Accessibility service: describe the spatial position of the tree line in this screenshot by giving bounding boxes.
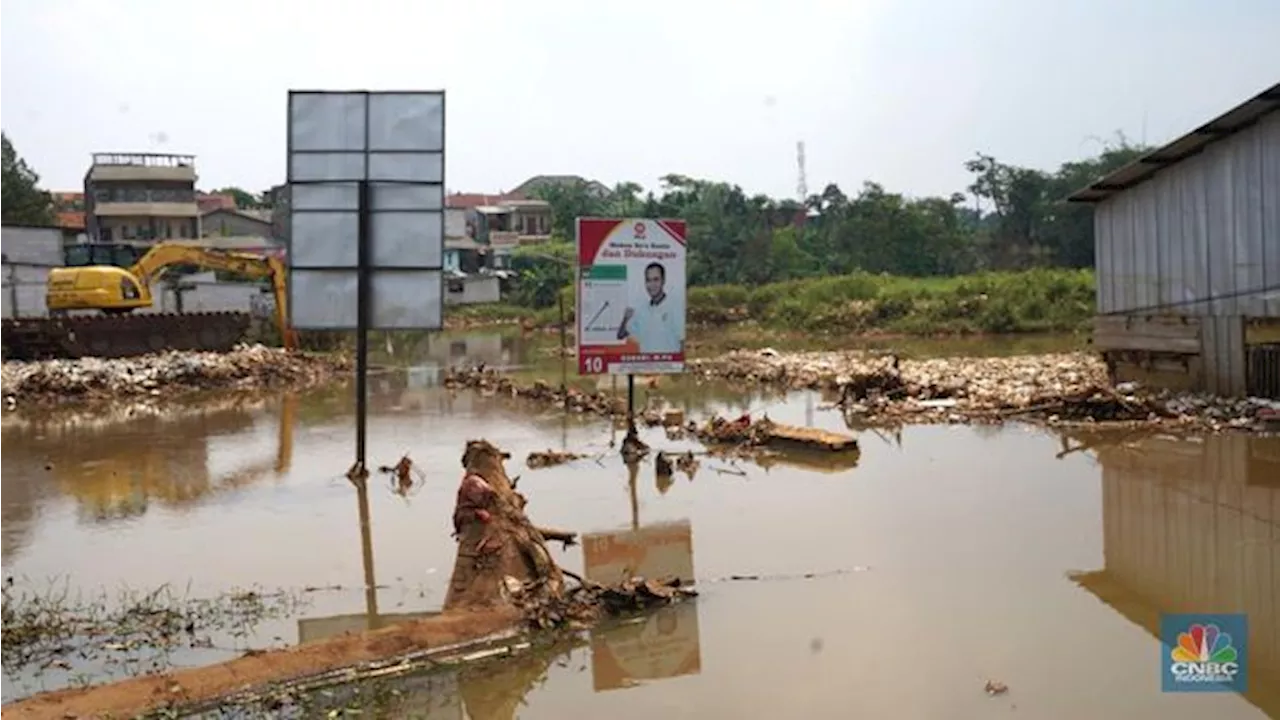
[508,137,1145,306]
[2,130,1142,292]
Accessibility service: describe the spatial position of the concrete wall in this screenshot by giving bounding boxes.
[201,211,272,239]
[444,276,500,305]
[445,208,467,239]
[2,226,63,319]
[2,226,64,265]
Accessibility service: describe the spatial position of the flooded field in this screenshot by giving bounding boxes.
[2,330,1277,719]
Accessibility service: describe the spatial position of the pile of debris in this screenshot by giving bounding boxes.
[525,449,583,468]
[444,366,626,417]
[690,349,1278,431]
[2,345,349,408]
[516,575,697,631]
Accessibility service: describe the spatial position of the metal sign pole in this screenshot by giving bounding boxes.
[355,179,371,479]
[626,373,636,439]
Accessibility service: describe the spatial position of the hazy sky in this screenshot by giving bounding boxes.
[2,0,1277,200]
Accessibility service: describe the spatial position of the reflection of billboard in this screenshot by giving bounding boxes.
[296,611,440,645]
[590,602,701,692]
[582,520,694,586]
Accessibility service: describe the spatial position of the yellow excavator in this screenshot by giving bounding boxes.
[3,242,298,360]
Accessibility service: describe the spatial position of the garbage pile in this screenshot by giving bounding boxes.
[526,449,583,468]
[443,366,626,417]
[689,349,1278,431]
[515,575,697,631]
[2,344,350,408]
[695,413,778,446]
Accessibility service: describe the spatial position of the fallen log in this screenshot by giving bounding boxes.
[696,414,860,454]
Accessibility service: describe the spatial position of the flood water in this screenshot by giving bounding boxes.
[2,330,1277,719]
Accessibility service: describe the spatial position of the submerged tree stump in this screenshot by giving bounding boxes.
[444,440,566,611]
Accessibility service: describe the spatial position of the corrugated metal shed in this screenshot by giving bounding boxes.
[1071,82,1280,398]
[1069,83,1280,203]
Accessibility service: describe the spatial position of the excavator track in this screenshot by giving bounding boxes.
[1,311,252,361]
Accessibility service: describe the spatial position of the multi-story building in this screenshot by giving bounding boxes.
[83,152,201,243]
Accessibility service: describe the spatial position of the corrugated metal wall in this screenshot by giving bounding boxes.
[1093,110,1280,395]
[1097,435,1279,712]
[1095,110,1280,318]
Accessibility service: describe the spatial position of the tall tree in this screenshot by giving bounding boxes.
[1,133,55,226]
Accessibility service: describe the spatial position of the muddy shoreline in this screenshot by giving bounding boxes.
[1,345,350,411]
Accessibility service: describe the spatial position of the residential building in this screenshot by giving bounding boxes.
[1068,82,1280,398]
[201,207,273,238]
[508,174,610,200]
[83,152,201,243]
[52,192,88,242]
[267,184,290,241]
[197,193,237,214]
[474,199,553,269]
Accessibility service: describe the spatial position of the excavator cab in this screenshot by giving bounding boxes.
[47,266,152,313]
[63,243,147,269]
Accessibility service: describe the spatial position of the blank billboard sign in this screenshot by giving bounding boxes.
[286,90,445,330]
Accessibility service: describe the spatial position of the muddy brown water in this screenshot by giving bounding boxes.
[2,330,1277,719]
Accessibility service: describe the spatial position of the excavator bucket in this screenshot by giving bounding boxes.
[1,311,251,361]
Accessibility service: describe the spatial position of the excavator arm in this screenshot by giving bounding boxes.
[130,243,297,350]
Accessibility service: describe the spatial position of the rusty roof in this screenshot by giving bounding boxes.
[1068,82,1280,203]
[446,192,512,209]
[55,211,86,231]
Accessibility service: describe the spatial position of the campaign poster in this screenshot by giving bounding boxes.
[576,218,687,375]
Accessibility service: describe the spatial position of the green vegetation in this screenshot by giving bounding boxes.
[448,267,1096,336]
[688,267,1096,335]
[494,138,1140,333]
[1,132,55,226]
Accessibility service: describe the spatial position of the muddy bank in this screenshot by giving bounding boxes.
[1,345,350,410]
[690,349,1278,432]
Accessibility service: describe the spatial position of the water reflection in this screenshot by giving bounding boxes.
[581,466,703,692]
[0,394,296,561]
[590,603,701,692]
[1069,431,1280,718]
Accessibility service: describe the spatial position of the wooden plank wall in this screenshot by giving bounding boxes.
[1092,314,1249,395]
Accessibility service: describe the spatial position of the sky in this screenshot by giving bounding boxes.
[2,0,1278,201]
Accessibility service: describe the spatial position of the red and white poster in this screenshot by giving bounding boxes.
[576,218,687,375]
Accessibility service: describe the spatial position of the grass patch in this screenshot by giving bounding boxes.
[689,268,1096,335]
[2,579,309,690]
[440,269,1096,336]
